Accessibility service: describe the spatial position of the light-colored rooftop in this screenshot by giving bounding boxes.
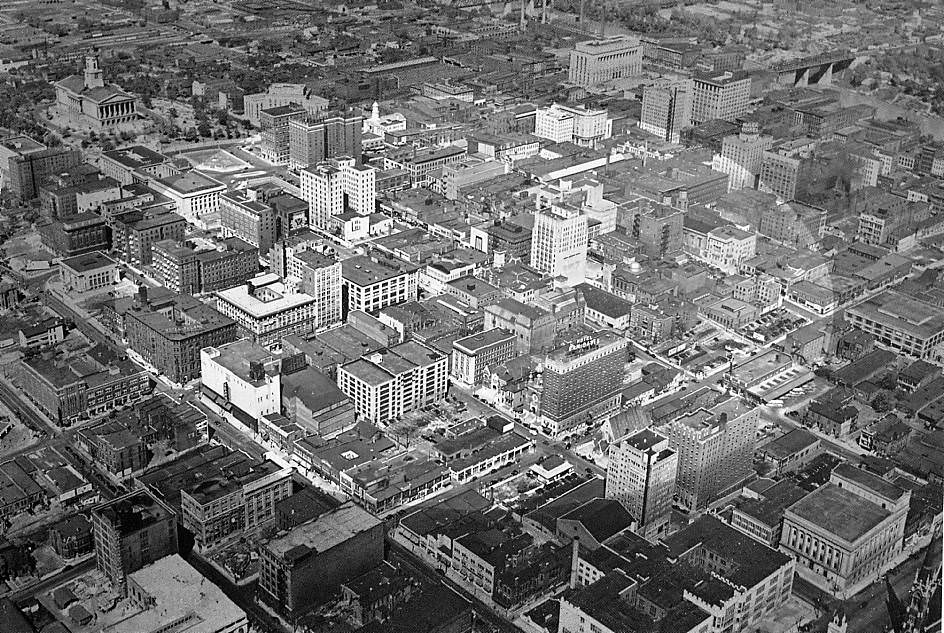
[105,554,246,633]
[216,277,316,318]
[266,502,380,560]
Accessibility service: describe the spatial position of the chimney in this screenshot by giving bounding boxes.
[137,285,148,305]
[569,536,580,589]
[249,361,265,381]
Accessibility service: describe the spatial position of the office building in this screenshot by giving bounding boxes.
[337,340,448,424]
[691,70,751,125]
[661,396,758,510]
[258,501,384,617]
[534,104,611,146]
[148,172,227,230]
[451,328,517,387]
[39,212,111,257]
[215,273,320,349]
[781,464,910,597]
[568,35,642,87]
[300,157,376,227]
[639,79,693,143]
[539,332,627,437]
[220,187,308,255]
[121,288,239,384]
[152,237,258,295]
[606,427,678,538]
[91,489,178,591]
[111,555,248,633]
[289,113,363,170]
[531,204,588,286]
[683,221,757,275]
[0,135,81,200]
[712,122,774,190]
[341,253,419,316]
[845,290,944,361]
[260,104,306,165]
[284,249,342,328]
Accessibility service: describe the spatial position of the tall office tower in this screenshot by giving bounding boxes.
[568,35,642,87]
[661,396,758,510]
[639,80,693,143]
[712,122,774,190]
[288,113,363,170]
[259,104,306,165]
[531,204,588,285]
[300,158,376,228]
[91,490,178,592]
[691,70,751,125]
[538,331,627,438]
[606,427,678,538]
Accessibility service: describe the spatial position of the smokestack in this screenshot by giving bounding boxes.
[569,536,580,589]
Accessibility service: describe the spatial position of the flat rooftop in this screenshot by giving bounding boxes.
[787,484,889,543]
[342,254,414,286]
[760,428,819,460]
[155,171,225,195]
[216,278,316,318]
[60,250,116,273]
[110,554,245,633]
[266,502,380,561]
[453,328,515,355]
[848,290,944,340]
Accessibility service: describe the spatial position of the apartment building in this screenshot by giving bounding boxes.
[336,340,448,424]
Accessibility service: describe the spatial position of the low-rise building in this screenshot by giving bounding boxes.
[341,253,419,316]
[148,171,226,230]
[59,250,118,293]
[780,463,910,597]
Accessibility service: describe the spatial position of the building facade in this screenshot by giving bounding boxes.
[639,79,693,143]
[451,328,517,387]
[691,71,751,125]
[215,273,319,349]
[531,204,588,286]
[568,35,642,87]
[606,427,678,538]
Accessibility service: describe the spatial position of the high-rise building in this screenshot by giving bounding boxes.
[91,489,178,591]
[691,70,751,125]
[287,249,342,328]
[451,328,517,387]
[568,35,642,87]
[712,122,774,190]
[243,83,328,128]
[639,80,693,143]
[260,104,306,165]
[289,113,363,170]
[661,396,757,510]
[300,157,376,228]
[539,331,627,437]
[531,204,588,286]
[606,427,678,538]
[340,253,418,316]
[215,273,321,348]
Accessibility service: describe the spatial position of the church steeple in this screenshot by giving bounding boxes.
[84,55,104,90]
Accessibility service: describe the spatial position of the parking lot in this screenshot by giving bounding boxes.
[741,308,809,344]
